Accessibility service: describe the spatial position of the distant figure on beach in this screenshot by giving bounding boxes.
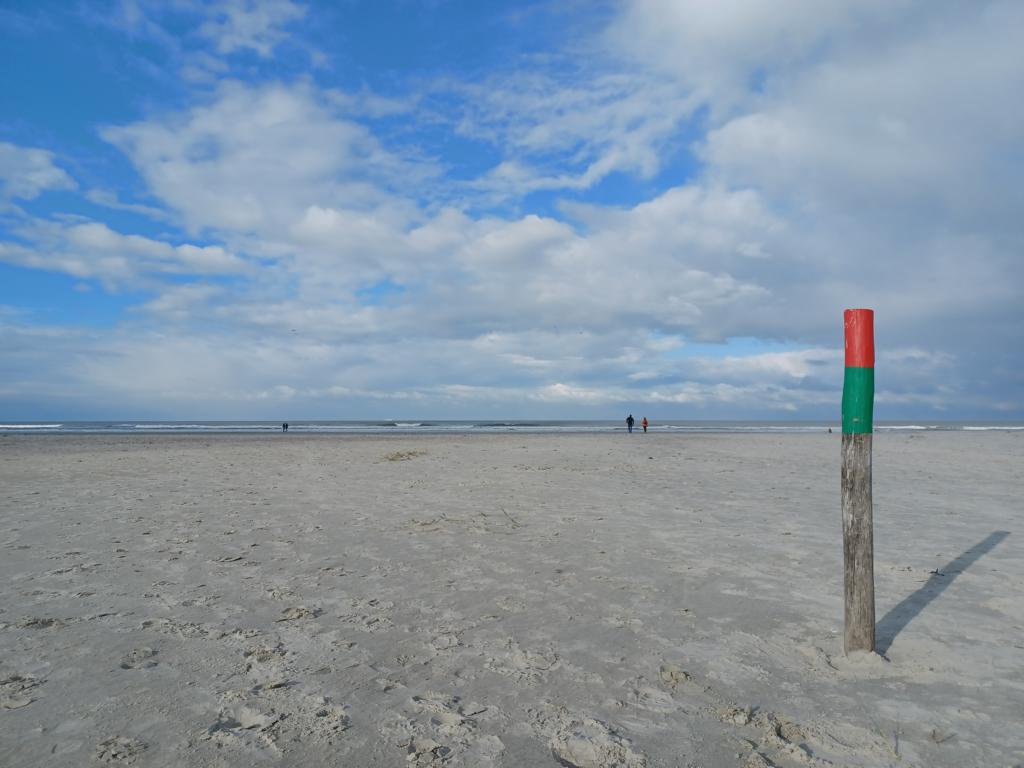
[626,414,635,433]
[642,417,648,433]
[282,423,289,432]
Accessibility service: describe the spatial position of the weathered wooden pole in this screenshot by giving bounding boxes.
[842,308,875,654]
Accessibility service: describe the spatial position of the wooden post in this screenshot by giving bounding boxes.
[842,308,875,653]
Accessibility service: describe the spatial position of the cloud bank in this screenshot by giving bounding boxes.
[1,0,1021,419]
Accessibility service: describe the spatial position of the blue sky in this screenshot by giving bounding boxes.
[1,0,1022,420]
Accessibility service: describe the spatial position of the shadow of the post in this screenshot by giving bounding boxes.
[876,530,1010,654]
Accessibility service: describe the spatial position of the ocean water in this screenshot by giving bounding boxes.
[1,420,1021,435]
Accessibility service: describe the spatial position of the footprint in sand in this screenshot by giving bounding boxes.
[265,584,298,601]
[412,693,481,740]
[625,682,677,714]
[754,713,829,766]
[717,705,753,726]
[1,674,44,709]
[94,736,148,765]
[244,642,287,665]
[210,690,352,753]
[486,638,559,683]
[203,704,281,754]
[120,647,158,670]
[380,692,504,767]
[140,617,213,639]
[430,632,461,651]
[307,700,351,738]
[496,595,527,613]
[242,643,289,688]
[400,736,451,767]
[276,695,351,745]
[658,663,691,690]
[548,717,647,768]
[339,598,394,632]
[743,752,776,768]
[526,705,647,768]
[276,606,321,622]
[180,592,220,608]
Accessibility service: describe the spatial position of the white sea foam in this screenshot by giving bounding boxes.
[127,423,277,430]
[0,424,63,429]
[963,425,1024,431]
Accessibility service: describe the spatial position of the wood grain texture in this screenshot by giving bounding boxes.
[842,431,875,653]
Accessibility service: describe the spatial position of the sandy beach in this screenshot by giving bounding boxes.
[1,432,1021,767]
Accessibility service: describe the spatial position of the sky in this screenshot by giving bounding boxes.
[1,0,1022,421]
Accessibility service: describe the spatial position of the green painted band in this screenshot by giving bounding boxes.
[842,366,874,433]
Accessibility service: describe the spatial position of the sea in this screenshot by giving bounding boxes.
[1,420,1021,435]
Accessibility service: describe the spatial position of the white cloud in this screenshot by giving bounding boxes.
[6,3,1018,418]
[0,142,76,202]
[695,349,840,381]
[0,307,979,418]
[0,218,248,286]
[102,81,435,237]
[452,69,698,197]
[608,0,884,114]
[532,383,608,404]
[198,0,306,57]
[84,189,171,221]
[701,1,1024,226]
[139,283,224,319]
[596,0,1024,358]
[109,0,319,83]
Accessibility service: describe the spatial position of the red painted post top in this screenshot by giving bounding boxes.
[844,309,875,368]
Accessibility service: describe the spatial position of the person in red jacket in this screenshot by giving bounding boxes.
[641,417,648,433]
